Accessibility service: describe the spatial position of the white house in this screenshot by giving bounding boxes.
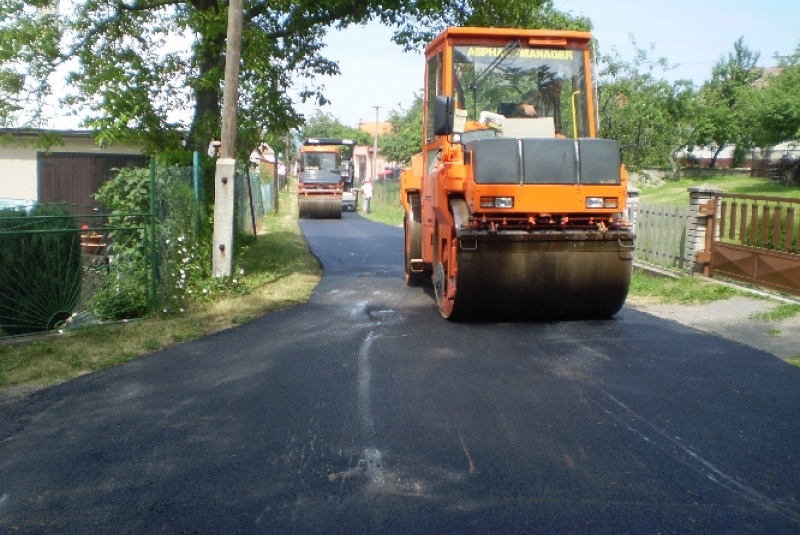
[0,129,145,209]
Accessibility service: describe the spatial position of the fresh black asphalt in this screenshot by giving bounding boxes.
[1,212,799,534]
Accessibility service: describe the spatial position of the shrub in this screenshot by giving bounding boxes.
[0,205,82,334]
[89,167,152,320]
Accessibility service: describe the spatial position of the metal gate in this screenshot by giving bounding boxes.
[707,193,800,296]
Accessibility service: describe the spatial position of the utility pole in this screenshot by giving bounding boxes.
[212,0,243,277]
[372,106,380,181]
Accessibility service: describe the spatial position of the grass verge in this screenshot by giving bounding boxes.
[0,181,321,390]
[627,270,749,306]
[637,174,800,205]
[751,303,800,321]
[361,181,404,227]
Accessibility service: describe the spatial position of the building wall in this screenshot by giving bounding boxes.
[0,132,143,206]
[352,145,390,182]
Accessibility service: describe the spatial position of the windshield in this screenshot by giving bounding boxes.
[303,152,338,171]
[453,44,591,138]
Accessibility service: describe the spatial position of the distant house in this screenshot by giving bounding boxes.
[753,67,782,89]
[356,120,393,137]
[0,129,146,210]
[250,143,286,179]
[354,120,393,181]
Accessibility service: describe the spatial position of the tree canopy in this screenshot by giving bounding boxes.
[750,44,800,148]
[597,35,800,173]
[299,110,371,145]
[0,0,589,156]
[378,94,422,166]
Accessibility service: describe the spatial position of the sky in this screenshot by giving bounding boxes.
[294,0,800,128]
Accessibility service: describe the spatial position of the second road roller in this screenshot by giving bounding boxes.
[400,27,636,319]
[297,138,355,219]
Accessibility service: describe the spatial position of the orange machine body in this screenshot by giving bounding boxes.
[401,27,635,319]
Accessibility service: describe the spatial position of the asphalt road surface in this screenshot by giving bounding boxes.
[1,213,800,534]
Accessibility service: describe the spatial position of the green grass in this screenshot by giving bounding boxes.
[627,270,749,305]
[752,303,800,321]
[638,174,800,205]
[0,182,321,389]
[362,180,404,227]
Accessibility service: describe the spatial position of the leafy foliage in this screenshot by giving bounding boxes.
[597,37,693,171]
[750,44,800,148]
[379,94,423,165]
[90,164,245,320]
[0,0,591,155]
[299,110,372,145]
[390,0,591,52]
[692,37,761,166]
[90,167,152,320]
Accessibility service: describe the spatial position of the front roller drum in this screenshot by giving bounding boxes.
[440,236,633,320]
[298,196,342,219]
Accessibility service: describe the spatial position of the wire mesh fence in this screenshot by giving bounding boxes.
[372,179,401,204]
[0,197,153,337]
[0,157,276,340]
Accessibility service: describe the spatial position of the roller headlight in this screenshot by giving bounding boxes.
[480,197,514,208]
[586,197,618,209]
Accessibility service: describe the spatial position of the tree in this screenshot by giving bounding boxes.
[391,0,591,51]
[0,0,590,156]
[693,37,761,167]
[749,43,800,148]
[299,110,371,146]
[379,94,422,166]
[597,37,693,172]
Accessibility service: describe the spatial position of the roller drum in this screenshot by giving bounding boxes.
[298,197,342,219]
[448,232,633,320]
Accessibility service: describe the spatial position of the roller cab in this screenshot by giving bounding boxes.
[402,27,635,319]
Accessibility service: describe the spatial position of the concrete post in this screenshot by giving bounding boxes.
[212,158,236,277]
[626,185,640,234]
[686,184,724,275]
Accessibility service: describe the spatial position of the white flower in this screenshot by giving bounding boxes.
[239,268,245,275]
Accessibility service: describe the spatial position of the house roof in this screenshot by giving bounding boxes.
[0,128,98,139]
[753,67,782,89]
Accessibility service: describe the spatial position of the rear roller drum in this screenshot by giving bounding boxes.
[404,193,429,286]
[298,198,342,219]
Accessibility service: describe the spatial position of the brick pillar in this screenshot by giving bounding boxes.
[686,185,724,275]
[626,185,640,233]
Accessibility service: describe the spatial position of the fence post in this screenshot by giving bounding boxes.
[149,157,159,313]
[193,151,202,236]
[686,184,724,275]
[627,185,640,234]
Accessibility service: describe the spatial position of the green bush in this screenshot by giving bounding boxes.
[0,205,82,334]
[89,167,152,320]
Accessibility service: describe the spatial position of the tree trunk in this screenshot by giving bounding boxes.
[710,145,725,169]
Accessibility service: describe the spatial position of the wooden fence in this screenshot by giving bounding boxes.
[634,203,689,270]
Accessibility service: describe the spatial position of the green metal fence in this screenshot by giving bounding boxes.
[0,174,156,337]
[0,155,278,340]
